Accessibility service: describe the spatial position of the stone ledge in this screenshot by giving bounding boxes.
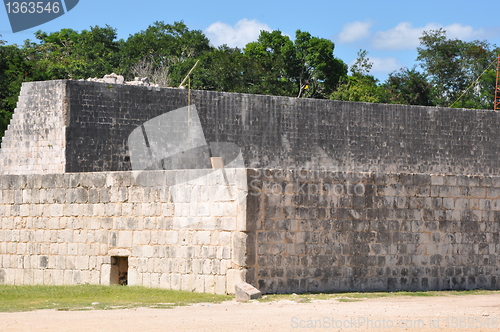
[235,282,261,302]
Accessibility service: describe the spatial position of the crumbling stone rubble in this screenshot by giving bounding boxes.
[82,73,160,87]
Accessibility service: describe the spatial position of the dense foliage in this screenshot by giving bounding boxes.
[0,23,499,138]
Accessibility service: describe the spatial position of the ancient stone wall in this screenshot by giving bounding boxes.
[0,168,248,294]
[63,80,500,175]
[5,80,500,175]
[0,81,67,174]
[2,79,500,295]
[246,169,500,294]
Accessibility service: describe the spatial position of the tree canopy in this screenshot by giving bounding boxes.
[330,49,385,103]
[383,67,434,106]
[0,22,499,138]
[194,30,347,98]
[416,29,499,108]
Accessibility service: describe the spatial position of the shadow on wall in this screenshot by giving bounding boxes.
[128,104,245,186]
[127,104,249,235]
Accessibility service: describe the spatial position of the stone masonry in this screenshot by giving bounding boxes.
[0,80,67,174]
[246,169,500,293]
[0,168,248,294]
[4,80,500,176]
[1,79,500,294]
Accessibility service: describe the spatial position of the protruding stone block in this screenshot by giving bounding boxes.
[231,232,247,266]
[235,282,261,302]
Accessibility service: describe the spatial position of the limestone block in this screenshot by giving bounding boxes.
[117,231,133,248]
[223,203,237,216]
[20,204,30,217]
[53,255,64,271]
[209,202,224,217]
[98,262,111,286]
[235,283,261,302]
[202,260,212,275]
[226,269,246,294]
[17,243,27,255]
[195,275,205,292]
[14,268,24,285]
[150,231,160,245]
[68,243,78,255]
[89,270,100,285]
[164,231,179,245]
[205,275,215,293]
[73,230,86,243]
[196,231,211,245]
[159,273,170,288]
[34,269,44,284]
[171,273,181,290]
[231,232,248,267]
[22,269,33,284]
[108,248,131,257]
[141,245,154,258]
[197,202,211,217]
[147,258,156,273]
[222,247,231,259]
[181,274,195,291]
[214,275,226,294]
[88,255,97,270]
[222,217,237,231]
[151,273,160,288]
[430,175,445,186]
[48,256,57,269]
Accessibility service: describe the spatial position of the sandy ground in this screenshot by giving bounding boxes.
[0,294,499,332]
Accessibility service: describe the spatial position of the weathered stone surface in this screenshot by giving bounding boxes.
[6,80,500,175]
[0,80,67,175]
[0,170,247,294]
[235,282,261,302]
[248,170,500,294]
[2,79,500,296]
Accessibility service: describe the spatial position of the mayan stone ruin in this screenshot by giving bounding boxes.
[1,79,500,294]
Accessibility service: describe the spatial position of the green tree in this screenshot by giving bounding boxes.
[331,50,385,103]
[0,44,29,136]
[194,45,259,93]
[0,26,122,137]
[243,30,297,96]
[244,30,347,98]
[119,21,211,85]
[350,49,372,76]
[330,75,385,103]
[23,25,121,80]
[291,30,347,98]
[417,29,499,108]
[383,67,434,106]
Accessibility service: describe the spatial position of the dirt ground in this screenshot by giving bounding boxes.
[0,294,499,332]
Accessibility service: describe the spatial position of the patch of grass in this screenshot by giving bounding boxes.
[258,290,500,304]
[0,285,232,312]
[337,298,362,302]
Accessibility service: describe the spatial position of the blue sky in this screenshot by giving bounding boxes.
[1,0,500,81]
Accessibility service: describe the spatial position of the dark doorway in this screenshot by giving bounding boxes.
[110,256,128,285]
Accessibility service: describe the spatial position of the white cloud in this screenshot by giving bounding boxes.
[370,57,403,74]
[372,22,485,50]
[337,21,373,43]
[347,56,402,77]
[205,19,272,48]
[445,23,483,40]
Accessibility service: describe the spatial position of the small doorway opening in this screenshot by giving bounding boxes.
[110,256,128,285]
